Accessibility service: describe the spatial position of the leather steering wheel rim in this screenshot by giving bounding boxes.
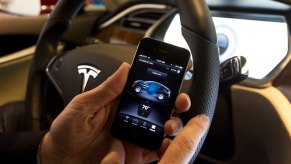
[25,0,219,162]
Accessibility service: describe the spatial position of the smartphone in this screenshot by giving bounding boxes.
[111,38,190,150]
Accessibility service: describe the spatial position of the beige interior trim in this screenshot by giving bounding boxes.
[0,46,37,105]
[0,15,47,35]
[0,46,35,64]
[0,55,32,106]
[233,85,291,133]
[230,85,291,164]
[99,4,167,29]
[198,85,291,164]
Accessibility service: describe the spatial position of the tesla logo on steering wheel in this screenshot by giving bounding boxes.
[78,65,101,92]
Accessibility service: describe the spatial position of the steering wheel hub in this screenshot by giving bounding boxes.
[46,44,135,104]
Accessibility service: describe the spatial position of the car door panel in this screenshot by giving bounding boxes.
[0,47,34,106]
[231,85,291,164]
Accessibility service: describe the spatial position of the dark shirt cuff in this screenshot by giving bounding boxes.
[0,131,47,164]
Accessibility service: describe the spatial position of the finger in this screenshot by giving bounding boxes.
[86,62,130,107]
[164,117,183,136]
[187,60,193,71]
[174,93,191,113]
[159,114,209,164]
[100,139,125,164]
[157,138,171,159]
[123,142,159,163]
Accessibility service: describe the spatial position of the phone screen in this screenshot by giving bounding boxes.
[111,38,190,150]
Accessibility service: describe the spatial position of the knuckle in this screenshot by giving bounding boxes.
[188,117,209,133]
[175,133,198,152]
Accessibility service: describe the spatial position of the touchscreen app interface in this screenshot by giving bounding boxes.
[117,54,185,134]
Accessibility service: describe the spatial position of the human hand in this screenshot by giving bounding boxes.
[99,60,209,164]
[100,91,195,164]
[40,62,208,164]
[158,114,209,163]
[101,114,209,164]
[40,62,131,163]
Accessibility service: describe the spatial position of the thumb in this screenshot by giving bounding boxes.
[159,114,209,164]
[85,62,130,106]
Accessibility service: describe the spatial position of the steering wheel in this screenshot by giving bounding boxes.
[25,0,219,162]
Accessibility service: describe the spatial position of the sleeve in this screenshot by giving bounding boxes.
[0,131,47,164]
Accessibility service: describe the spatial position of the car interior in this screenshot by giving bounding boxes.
[0,0,291,163]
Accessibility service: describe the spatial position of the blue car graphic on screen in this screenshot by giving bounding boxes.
[131,80,171,103]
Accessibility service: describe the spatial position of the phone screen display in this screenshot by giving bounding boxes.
[111,38,190,150]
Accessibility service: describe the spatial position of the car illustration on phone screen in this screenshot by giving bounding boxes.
[131,80,171,103]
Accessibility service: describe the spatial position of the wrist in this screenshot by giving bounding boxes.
[39,132,66,164]
[39,132,83,164]
[39,132,55,164]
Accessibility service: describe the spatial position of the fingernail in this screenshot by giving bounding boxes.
[197,114,210,126]
[170,122,178,134]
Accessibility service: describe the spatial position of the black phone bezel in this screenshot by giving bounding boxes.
[111,38,190,151]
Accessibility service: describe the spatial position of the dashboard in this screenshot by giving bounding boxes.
[93,2,291,162]
[94,1,291,88]
[163,13,289,80]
